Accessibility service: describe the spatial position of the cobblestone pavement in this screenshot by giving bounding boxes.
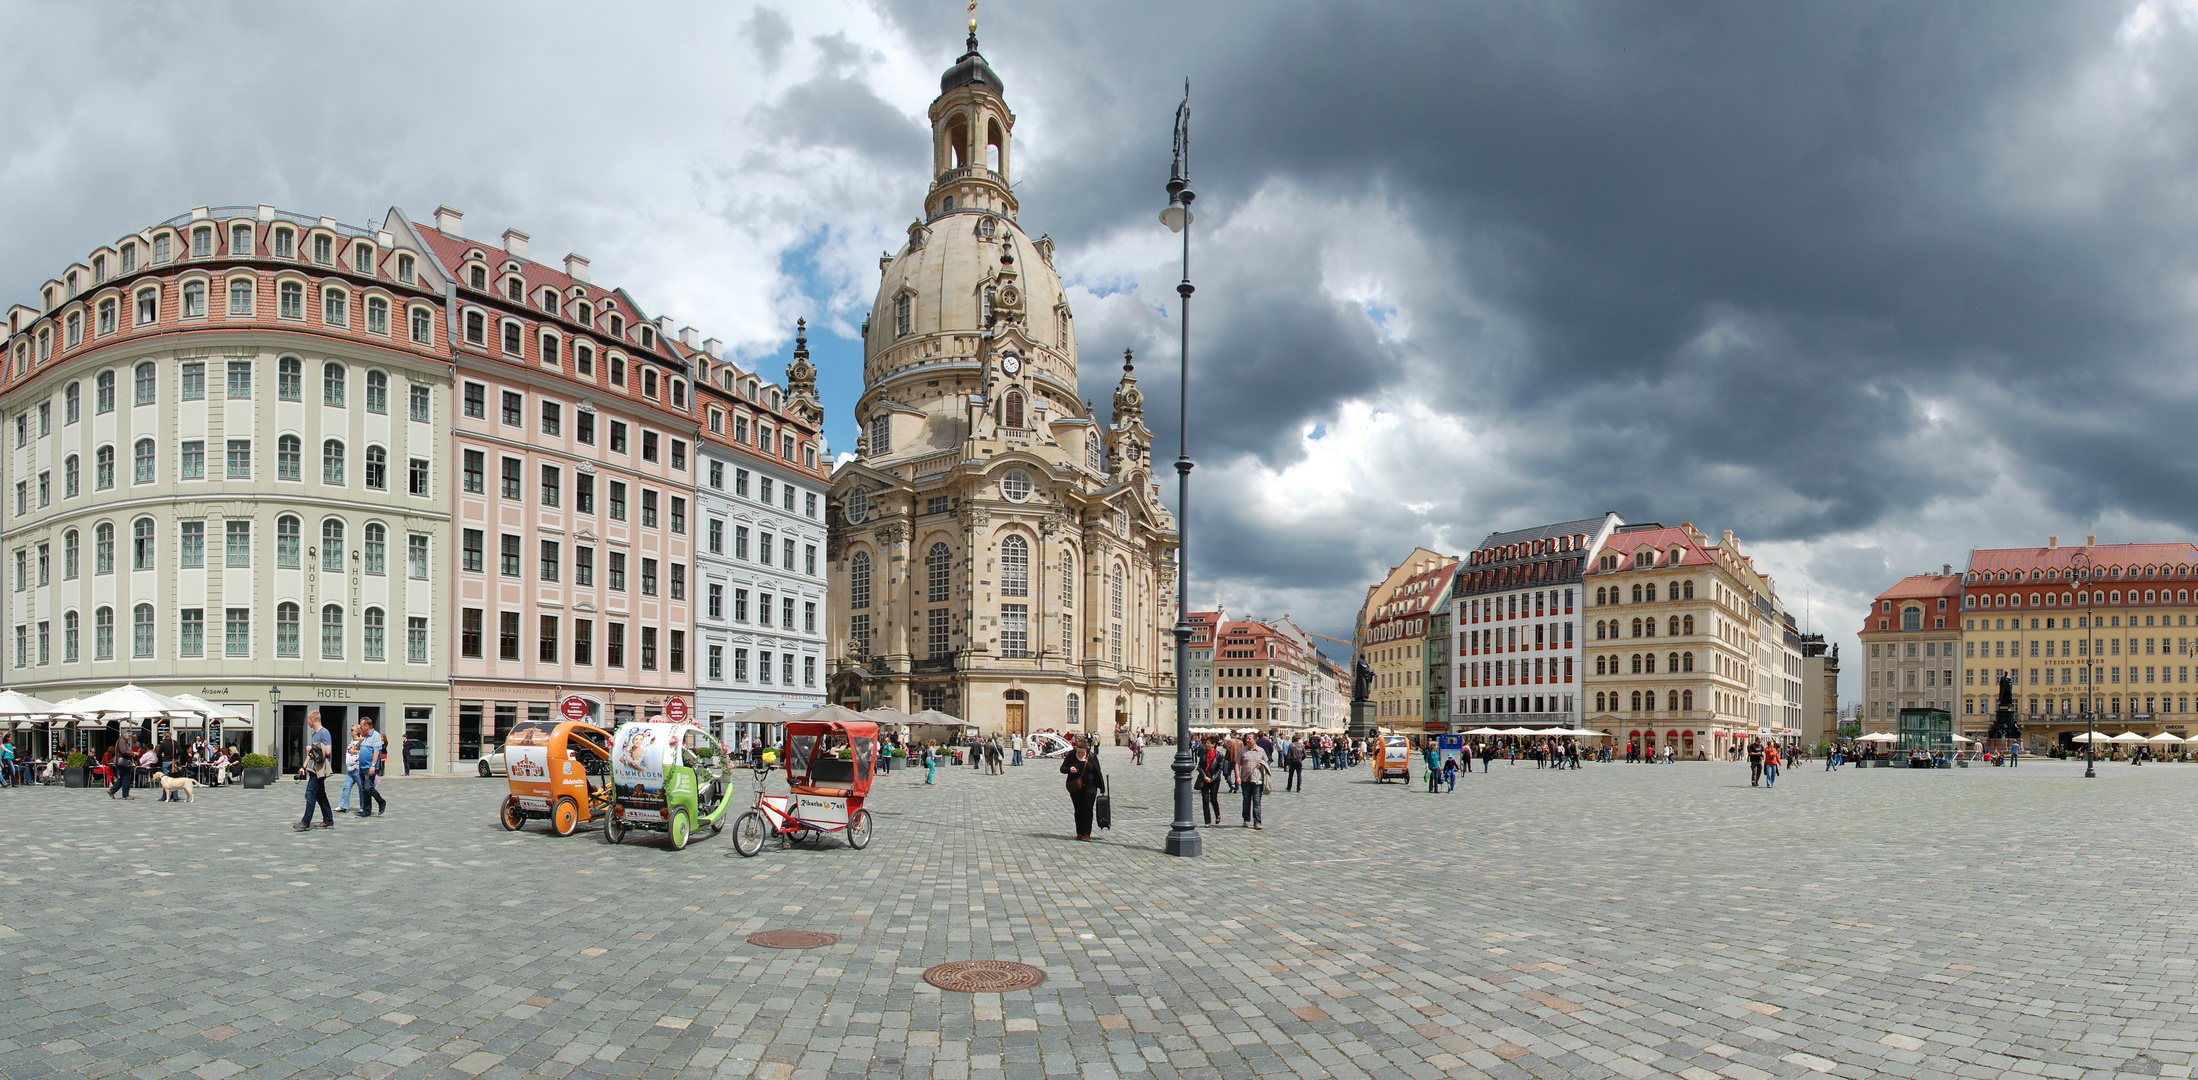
[3,753,2196,1080]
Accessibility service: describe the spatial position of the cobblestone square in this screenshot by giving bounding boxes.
[3,753,2192,1080]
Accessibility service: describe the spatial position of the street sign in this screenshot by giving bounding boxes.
[559,695,590,722]
[664,697,689,722]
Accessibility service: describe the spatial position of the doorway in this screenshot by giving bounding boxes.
[1004,690,1027,736]
[279,704,311,772]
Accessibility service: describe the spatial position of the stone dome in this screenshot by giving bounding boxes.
[866,211,1072,384]
[941,35,1004,97]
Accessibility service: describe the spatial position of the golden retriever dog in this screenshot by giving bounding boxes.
[152,773,201,802]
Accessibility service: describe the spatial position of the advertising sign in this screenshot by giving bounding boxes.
[559,695,591,722]
[611,723,671,808]
[1436,733,1464,772]
[664,697,689,722]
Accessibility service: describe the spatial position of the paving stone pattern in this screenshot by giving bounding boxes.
[2,754,2193,1079]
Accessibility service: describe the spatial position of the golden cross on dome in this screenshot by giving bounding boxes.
[968,0,978,34]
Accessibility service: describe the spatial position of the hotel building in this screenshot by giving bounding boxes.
[1455,514,1623,730]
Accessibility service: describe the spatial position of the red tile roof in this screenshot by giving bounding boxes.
[1966,543,2198,577]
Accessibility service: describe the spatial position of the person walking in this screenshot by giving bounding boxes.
[1060,739,1105,841]
[108,739,136,800]
[294,714,335,831]
[357,724,387,818]
[1238,738,1269,830]
[1223,735,1241,794]
[1422,741,1440,793]
[1197,737,1226,825]
[334,722,363,813]
[923,741,938,786]
[1284,738,1305,792]
[1762,741,1781,788]
[1747,739,1764,787]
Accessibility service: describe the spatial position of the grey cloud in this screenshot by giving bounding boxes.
[744,7,794,69]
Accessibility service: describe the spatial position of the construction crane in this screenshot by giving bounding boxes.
[1302,629,1356,650]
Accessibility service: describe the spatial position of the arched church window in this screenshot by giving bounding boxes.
[1110,567,1124,619]
[849,551,871,610]
[927,543,951,603]
[1060,550,1074,605]
[1001,535,1029,597]
[867,415,890,456]
[1086,433,1102,474]
[894,294,911,337]
[1004,391,1023,429]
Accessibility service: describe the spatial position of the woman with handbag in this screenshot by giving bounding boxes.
[1060,738,1105,841]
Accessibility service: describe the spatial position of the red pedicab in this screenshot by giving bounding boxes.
[728,719,877,856]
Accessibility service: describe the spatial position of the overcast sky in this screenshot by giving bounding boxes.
[7,1,2198,705]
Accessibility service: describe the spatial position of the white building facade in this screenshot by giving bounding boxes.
[1455,513,1624,731]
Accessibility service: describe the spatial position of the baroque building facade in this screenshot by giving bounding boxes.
[825,32,1180,737]
[1355,547,1455,732]
[0,205,453,770]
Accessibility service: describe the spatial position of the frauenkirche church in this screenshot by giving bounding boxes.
[824,27,1181,737]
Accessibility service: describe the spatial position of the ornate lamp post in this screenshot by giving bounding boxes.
[2071,549,2096,778]
[1162,83,1201,858]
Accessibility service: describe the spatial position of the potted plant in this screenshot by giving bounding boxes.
[239,752,279,789]
[63,751,89,788]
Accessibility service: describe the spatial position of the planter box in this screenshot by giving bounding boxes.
[63,766,88,788]
[241,767,278,789]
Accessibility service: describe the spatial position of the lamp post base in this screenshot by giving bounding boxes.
[1164,825,1203,857]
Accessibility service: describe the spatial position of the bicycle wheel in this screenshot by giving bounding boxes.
[731,810,766,857]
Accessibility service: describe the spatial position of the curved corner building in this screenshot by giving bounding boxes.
[0,206,452,769]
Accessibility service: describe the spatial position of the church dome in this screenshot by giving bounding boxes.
[867,213,1070,383]
[941,35,1004,97]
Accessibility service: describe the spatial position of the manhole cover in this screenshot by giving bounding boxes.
[923,960,1047,993]
[746,930,839,949]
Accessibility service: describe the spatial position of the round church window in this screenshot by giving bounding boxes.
[1001,471,1032,502]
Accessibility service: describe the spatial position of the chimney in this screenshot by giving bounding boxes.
[2048,535,2058,549]
[655,315,675,339]
[679,326,699,349]
[434,205,464,236]
[703,337,722,359]
[501,228,530,258]
[1942,564,1951,576]
[2087,534,2097,546]
[563,253,591,283]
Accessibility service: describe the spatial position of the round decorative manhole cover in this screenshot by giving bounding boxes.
[923,960,1047,993]
[746,930,839,949]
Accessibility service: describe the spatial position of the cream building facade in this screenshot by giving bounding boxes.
[1857,570,1961,733]
[1356,548,1456,732]
[825,33,1179,738]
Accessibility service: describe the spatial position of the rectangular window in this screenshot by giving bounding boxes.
[408,533,429,579]
[735,526,750,560]
[641,489,657,528]
[499,534,520,577]
[540,464,561,507]
[805,545,817,577]
[179,521,205,568]
[409,384,430,422]
[227,360,251,398]
[500,457,520,499]
[708,645,724,681]
[463,449,484,494]
[277,438,299,480]
[573,619,593,666]
[462,527,488,568]
[540,539,560,582]
[670,439,686,470]
[669,496,685,534]
[641,557,657,597]
[805,601,816,633]
[670,629,684,673]
[411,306,432,344]
[610,420,627,453]
[670,563,685,601]
[225,521,250,567]
[759,532,773,567]
[576,472,594,514]
[708,583,724,620]
[607,622,625,668]
[539,615,559,663]
[735,468,749,497]
[542,400,561,436]
[408,617,428,663]
[463,381,486,419]
[409,457,429,496]
[609,481,627,521]
[461,608,484,658]
[180,440,205,480]
[501,390,522,426]
[609,552,627,591]
[734,647,749,681]
[642,430,658,462]
[97,371,114,413]
[708,518,723,554]
[577,410,595,445]
[179,608,204,657]
[735,588,749,622]
[709,460,723,489]
[499,611,521,660]
[1001,604,1029,659]
[225,608,250,657]
[641,626,657,671]
[574,545,593,586]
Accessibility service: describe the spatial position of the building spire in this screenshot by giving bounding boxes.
[785,316,821,426]
[967,0,979,51]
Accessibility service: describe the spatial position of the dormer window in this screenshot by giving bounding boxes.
[153,235,172,263]
[353,244,374,274]
[575,344,593,377]
[469,265,486,290]
[576,301,593,325]
[396,254,415,284]
[640,325,655,349]
[232,224,253,256]
[505,277,521,302]
[192,227,213,258]
[272,228,294,259]
[670,379,686,410]
[312,235,332,264]
[642,368,658,399]
[120,244,136,273]
[540,288,558,313]
[609,313,624,338]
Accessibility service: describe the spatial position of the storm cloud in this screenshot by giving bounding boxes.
[4,1,2196,700]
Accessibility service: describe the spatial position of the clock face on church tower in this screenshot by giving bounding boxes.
[1001,354,1020,375]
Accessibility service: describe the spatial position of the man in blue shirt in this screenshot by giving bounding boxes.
[294,713,334,830]
[357,726,386,818]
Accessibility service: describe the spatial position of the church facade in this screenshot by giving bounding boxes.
[824,31,1180,739]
